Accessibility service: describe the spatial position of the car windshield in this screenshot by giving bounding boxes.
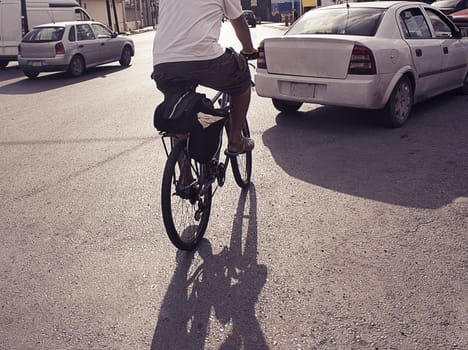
[22,27,65,42]
[286,7,385,36]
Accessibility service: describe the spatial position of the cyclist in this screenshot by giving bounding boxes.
[151,0,258,156]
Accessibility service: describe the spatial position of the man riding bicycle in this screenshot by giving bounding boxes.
[151,0,258,156]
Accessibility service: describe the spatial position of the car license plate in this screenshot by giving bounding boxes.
[31,61,42,67]
[291,83,315,98]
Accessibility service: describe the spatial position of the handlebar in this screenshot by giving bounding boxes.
[240,50,259,60]
[226,47,258,61]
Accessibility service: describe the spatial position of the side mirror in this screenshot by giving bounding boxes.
[111,32,118,38]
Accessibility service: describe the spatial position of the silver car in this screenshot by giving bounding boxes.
[18,21,135,78]
[255,1,468,128]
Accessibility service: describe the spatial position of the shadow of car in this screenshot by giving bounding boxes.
[18,20,135,79]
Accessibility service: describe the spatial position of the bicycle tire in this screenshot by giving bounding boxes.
[161,141,212,250]
[230,122,252,188]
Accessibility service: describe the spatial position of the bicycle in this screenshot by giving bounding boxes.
[159,53,256,251]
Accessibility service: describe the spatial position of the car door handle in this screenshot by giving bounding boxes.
[101,43,105,46]
[78,45,84,48]
[443,47,448,54]
[415,48,422,57]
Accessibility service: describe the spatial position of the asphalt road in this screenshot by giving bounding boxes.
[0,23,467,350]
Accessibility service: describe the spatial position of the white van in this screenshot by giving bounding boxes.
[0,0,90,67]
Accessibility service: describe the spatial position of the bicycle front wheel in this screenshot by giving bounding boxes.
[161,140,212,250]
[230,122,252,188]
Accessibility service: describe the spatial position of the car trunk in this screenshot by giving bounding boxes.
[21,42,57,58]
[264,36,357,79]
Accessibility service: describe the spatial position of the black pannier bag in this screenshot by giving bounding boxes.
[153,90,205,134]
[188,103,229,163]
[154,90,229,163]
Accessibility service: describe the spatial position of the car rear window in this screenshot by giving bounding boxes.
[22,27,65,42]
[286,7,385,36]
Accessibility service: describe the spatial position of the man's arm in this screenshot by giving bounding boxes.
[230,15,256,53]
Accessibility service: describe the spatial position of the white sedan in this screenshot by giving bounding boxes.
[255,1,468,127]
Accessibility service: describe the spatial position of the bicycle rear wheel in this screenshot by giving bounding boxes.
[161,140,212,250]
[230,122,252,188]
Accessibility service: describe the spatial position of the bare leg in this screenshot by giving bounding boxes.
[173,135,193,185]
[228,87,251,150]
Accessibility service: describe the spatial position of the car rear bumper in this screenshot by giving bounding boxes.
[0,55,18,61]
[18,56,69,72]
[18,64,69,72]
[255,69,393,110]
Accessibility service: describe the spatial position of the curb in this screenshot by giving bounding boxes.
[123,27,156,36]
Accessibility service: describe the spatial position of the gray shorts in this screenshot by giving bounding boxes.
[152,49,251,96]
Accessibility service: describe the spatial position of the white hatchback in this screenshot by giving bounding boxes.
[255,1,468,127]
[18,21,135,79]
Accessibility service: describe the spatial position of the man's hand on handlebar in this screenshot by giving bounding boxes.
[240,49,259,60]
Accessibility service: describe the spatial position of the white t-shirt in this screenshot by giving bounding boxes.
[152,0,243,66]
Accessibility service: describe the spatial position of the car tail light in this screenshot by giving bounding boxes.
[17,44,22,56]
[55,42,65,55]
[257,41,267,69]
[348,44,376,75]
[21,16,27,36]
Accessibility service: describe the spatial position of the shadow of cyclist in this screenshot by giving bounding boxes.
[150,183,268,350]
[218,183,268,350]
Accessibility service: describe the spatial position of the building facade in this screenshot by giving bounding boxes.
[78,0,341,33]
[78,0,157,33]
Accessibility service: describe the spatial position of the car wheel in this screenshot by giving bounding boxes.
[119,46,132,67]
[379,76,413,128]
[24,71,39,79]
[272,98,303,113]
[68,55,85,77]
[457,73,468,95]
[0,60,9,69]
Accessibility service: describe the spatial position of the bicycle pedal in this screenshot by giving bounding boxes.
[216,163,226,186]
[177,183,199,202]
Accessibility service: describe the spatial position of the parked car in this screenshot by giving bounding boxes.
[431,0,468,14]
[17,21,135,78]
[243,10,257,28]
[0,0,91,68]
[255,1,468,127]
[450,8,468,35]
